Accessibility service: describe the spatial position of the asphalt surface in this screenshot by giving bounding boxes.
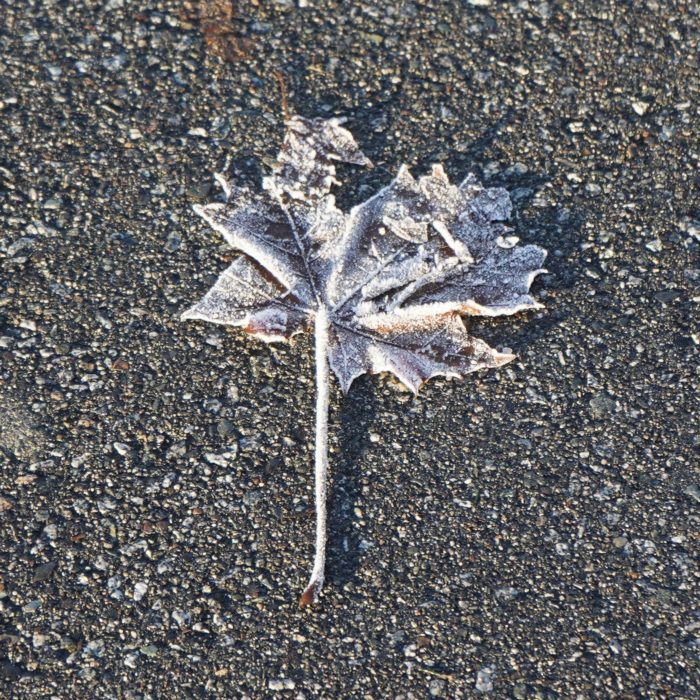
[1,0,698,697]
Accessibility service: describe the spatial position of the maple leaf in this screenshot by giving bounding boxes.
[182,116,547,606]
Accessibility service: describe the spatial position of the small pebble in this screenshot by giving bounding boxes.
[113,442,132,456]
[133,582,148,601]
[475,666,494,692]
[172,609,191,626]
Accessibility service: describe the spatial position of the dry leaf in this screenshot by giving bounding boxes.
[180,0,252,62]
[182,116,547,605]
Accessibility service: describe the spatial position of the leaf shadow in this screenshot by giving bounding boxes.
[437,109,584,292]
[470,189,586,354]
[324,376,382,592]
[440,121,587,348]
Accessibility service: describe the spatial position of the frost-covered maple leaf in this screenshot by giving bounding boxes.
[182,116,547,606]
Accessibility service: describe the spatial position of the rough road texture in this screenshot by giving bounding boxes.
[1,1,698,698]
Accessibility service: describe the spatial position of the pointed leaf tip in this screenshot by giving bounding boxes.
[214,173,232,199]
[495,351,516,366]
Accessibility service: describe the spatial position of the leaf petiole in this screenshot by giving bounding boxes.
[299,305,330,607]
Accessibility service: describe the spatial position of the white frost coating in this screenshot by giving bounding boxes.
[192,202,312,301]
[432,220,474,263]
[496,234,520,249]
[181,115,547,604]
[180,256,309,340]
[299,306,330,606]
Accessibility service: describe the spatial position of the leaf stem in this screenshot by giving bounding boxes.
[299,306,330,607]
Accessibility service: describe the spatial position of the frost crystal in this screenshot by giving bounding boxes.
[182,116,547,605]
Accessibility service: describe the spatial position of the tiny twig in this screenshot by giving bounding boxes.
[272,69,291,121]
[420,668,458,683]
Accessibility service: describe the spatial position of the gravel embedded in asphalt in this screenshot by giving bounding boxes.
[1,0,698,697]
